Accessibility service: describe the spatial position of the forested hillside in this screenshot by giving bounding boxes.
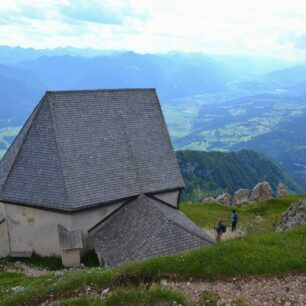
[176,149,305,202]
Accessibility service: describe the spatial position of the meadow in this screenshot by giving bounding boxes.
[0,196,305,305]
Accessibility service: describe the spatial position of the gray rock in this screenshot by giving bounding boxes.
[11,286,26,293]
[250,182,272,202]
[55,271,64,277]
[201,196,217,203]
[233,189,249,205]
[277,183,289,198]
[216,193,231,205]
[101,288,110,295]
[275,199,306,231]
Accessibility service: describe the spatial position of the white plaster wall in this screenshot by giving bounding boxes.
[1,201,124,258]
[152,190,180,207]
[71,201,124,250]
[4,203,71,257]
[0,203,10,257]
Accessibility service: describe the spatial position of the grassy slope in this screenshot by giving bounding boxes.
[181,195,301,235]
[0,197,305,306]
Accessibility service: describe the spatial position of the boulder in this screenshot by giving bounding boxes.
[200,196,217,203]
[250,182,272,202]
[233,189,249,205]
[216,193,231,205]
[274,199,306,231]
[277,183,289,198]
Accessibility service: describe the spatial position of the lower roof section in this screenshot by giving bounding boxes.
[89,194,214,267]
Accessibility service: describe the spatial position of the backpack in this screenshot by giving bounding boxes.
[222,224,227,233]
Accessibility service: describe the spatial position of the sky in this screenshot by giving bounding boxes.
[1,0,306,60]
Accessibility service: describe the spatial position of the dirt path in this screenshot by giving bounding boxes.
[204,228,245,241]
[167,273,306,306]
[2,261,51,277]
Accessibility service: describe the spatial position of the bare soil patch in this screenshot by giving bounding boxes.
[167,273,306,306]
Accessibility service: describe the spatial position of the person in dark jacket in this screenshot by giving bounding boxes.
[215,219,226,242]
[230,210,239,231]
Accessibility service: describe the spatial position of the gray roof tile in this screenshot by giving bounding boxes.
[0,89,184,211]
[89,195,214,267]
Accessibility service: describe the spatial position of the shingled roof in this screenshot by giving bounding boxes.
[89,194,214,267]
[0,89,184,211]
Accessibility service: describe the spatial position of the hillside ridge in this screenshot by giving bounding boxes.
[176,149,305,202]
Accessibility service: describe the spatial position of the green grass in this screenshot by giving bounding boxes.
[1,197,304,305]
[0,253,63,271]
[81,250,100,267]
[181,196,301,235]
[55,286,188,306]
[1,224,305,305]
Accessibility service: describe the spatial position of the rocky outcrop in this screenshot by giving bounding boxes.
[274,199,306,231]
[233,189,249,205]
[201,197,217,203]
[216,193,231,205]
[250,182,272,202]
[277,183,289,198]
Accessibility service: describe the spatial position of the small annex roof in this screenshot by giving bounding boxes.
[89,194,214,267]
[0,89,184,211]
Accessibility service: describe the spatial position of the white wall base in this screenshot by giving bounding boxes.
[61,249,81,267]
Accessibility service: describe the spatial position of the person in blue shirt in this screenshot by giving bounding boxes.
[231,210,238,231]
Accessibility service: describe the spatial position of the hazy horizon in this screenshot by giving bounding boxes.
[1,1,306,61]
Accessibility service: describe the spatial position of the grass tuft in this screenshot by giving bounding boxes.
[0,253,63,271]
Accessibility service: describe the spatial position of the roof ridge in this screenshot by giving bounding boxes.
[169,219,214,243]
[46,88,156,94]
[0,96,46,197]
[148,196,213,243]
[152,90,180,176]
[46,95,71,208]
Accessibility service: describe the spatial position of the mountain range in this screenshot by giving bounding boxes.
[0,45,305,189]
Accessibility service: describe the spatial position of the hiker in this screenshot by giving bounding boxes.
[231,210,238,231]
[215,219,226,242]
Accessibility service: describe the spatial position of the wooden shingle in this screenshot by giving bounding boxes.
[58,225,83,251]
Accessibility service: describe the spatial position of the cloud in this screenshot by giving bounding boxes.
[294,34,306,49]
[58,0,149,25]
[59,1,125,25]
[0,0,306,60]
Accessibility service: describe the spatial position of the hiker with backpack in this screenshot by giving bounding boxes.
[215,219,226,242]
[230,210,239,231]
